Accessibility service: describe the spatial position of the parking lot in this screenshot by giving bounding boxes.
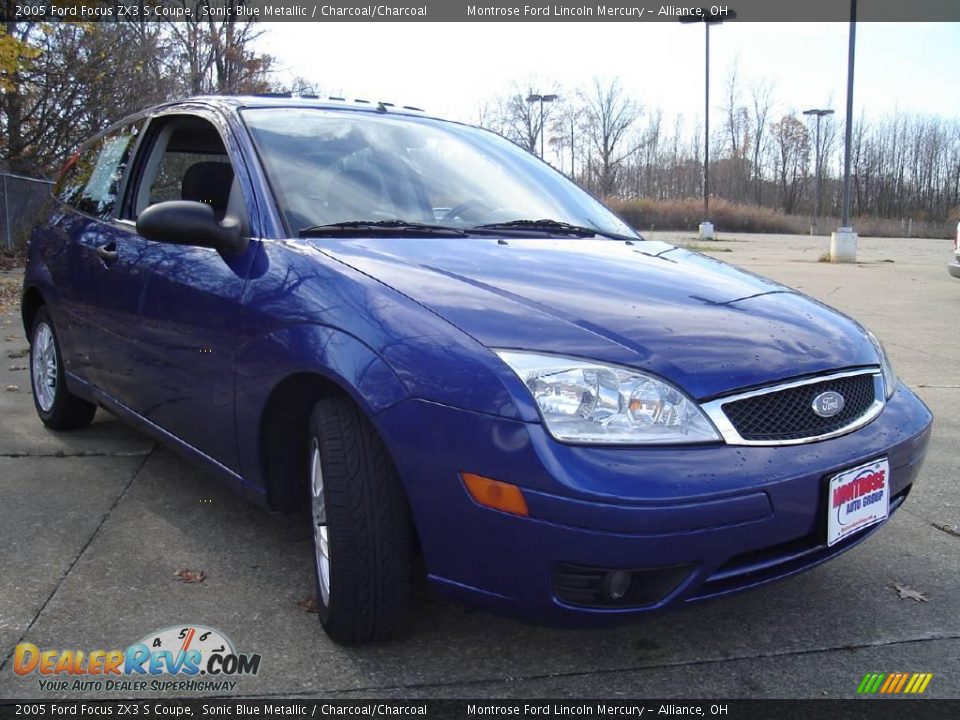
[0,231,957,699]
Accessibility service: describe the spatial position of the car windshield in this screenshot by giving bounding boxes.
[241,107,637,238]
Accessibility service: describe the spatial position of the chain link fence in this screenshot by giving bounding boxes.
[1,171,54,250]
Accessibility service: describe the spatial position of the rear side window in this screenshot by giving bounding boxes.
[56,125,139,219]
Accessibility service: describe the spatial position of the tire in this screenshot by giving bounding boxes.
[308,396,414,644]
[29,307,97,431]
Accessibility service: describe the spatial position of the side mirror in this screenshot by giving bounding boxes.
[136,201,248,255]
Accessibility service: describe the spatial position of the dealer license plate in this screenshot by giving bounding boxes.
[827,458,890,547]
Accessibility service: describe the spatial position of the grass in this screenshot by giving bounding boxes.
[612,198,797,235]
[608,197,956,239]
[681,243,733,253]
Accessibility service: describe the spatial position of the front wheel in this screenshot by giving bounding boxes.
[30,307,97,431]
[308,396,414,644]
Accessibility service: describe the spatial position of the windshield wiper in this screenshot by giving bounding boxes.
[471,219,640,242]
[299,220,467,238]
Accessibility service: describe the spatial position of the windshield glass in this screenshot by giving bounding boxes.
[241,108,636,237]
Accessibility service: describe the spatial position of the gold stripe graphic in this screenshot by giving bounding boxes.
[880,674,897,693]
[893,673,909,693]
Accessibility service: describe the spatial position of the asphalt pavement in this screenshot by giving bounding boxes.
[0,232,957,699]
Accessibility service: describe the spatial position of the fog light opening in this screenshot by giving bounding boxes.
[554,563,694,608]
[603,570,632,601]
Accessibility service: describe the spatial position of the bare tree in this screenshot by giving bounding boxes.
[483,79,559,156]
[640,109,663,198]
[810,107,840,216]
[162,1,273,96]
[503,88,540,153]
[476,99,501,133]
[720,63,750,201]
[771,114,811,213]
[748,79,774,205]
[580,77,641,198]
[548,99,587,180]
[274,75,324,96]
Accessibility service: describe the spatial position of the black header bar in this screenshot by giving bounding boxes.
[3,0,960,22]
[3,700,960,719]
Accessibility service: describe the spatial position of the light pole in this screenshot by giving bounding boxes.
[526,93,558,160]
[803,108,834,236]
[680,8,736,240]
[832,0,858,262]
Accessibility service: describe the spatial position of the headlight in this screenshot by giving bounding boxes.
[495,351,720,445]
[866,331,897,399]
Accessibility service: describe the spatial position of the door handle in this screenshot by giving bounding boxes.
[95,243,119,263]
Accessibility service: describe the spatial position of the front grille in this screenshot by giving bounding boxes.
[721,373,878,442]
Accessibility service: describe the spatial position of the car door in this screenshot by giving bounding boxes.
[112,111,259,472]
[45,121,148,392]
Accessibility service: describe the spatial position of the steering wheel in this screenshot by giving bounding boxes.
[442,200,492,224]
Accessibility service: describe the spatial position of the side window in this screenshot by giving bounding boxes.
[56,125,138,220]
[129,116,245,225]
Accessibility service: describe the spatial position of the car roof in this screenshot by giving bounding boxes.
[80,94,488,166]
[154,94,436,121]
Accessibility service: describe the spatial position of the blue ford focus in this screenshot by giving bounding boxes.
[23,97,932,643]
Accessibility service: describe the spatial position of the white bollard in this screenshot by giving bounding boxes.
[830,227,858,263]
[699,221,715,240]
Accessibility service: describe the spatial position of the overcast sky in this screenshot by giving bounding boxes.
[258,22,959,128]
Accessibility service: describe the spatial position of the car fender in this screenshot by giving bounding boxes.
[21,233,58,334]
[21,238,82,388]
[245,239,542,423]
[233,322,409,491]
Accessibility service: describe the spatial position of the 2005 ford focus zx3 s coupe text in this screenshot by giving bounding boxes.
[24,96,932,643]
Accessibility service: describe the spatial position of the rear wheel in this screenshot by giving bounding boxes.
[30,307,97,431]
[308,396,414,644]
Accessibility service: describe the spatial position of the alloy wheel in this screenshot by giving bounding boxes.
[310,439,331,606]
[32,322,58,413]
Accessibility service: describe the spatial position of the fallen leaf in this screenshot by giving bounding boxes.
[4,335,17,341]
[934,523,960,538]
[7,349,27,359]
[174,568,206,584]
[893,583,928,602]
[8,364,25,371]
[296,596,319,614]
[5,384,18,392]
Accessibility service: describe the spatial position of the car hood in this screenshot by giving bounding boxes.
[311,237,879,399]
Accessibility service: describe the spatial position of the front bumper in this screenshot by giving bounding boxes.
[948,258,960,279]
[374,384,932,626]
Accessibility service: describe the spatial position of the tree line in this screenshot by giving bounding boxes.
[1,13,274,176]
[2,19,959,225]
[480,75,960,223]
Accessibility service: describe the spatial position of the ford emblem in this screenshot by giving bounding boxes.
[812,391,845,418]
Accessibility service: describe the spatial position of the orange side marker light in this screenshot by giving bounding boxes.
[461,473,529,517]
